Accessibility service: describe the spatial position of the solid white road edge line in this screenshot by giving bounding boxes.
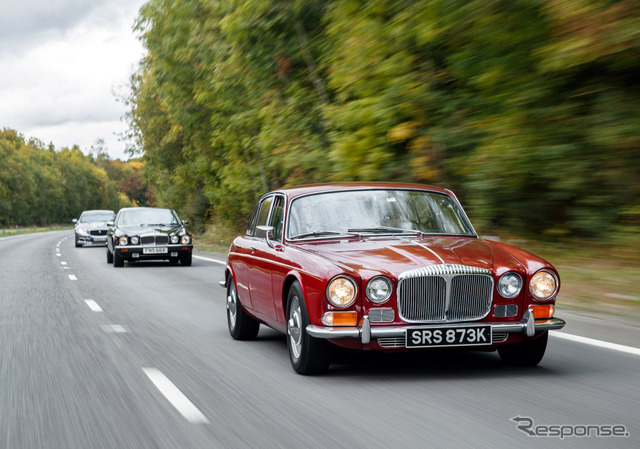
[550,331,640,357]
[143,368,209,424]
[68,274,77,281]
[193,255,226,265]
[85,300,103,312]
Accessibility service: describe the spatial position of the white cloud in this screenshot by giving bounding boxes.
[0,0,146,160]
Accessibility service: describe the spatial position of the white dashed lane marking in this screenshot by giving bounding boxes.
[85,300,103,312]
[193,255,225,265]
[550,331,640,357]
[143,368,209,424]
[68,274,77,281]
[101,325,127,333]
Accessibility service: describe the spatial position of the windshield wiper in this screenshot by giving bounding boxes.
[347,226,422,234]
[290,230,345,240]
[143,223,175,227]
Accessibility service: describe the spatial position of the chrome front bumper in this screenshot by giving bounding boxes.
[306,309,566,345]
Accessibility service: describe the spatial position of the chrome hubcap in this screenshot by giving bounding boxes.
[288,295,302,360]
[227,285,237,328]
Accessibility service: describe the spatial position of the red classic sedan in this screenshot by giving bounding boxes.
[222,183,565,374]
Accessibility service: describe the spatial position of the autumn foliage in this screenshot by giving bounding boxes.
[126,0,640,236]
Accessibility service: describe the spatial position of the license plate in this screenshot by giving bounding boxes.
[93,237,107,241]
[143,247,168,254]
[406,325,491,348]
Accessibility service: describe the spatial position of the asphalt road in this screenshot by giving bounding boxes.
[0,231,638,449]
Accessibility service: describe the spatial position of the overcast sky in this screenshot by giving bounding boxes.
[0,0,147,160]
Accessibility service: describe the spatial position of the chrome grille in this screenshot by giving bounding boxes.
[369,308,395,323]
[90,230,107,236]
[398,264,493,323]
[140,235,169,245]
[377,337,405,348]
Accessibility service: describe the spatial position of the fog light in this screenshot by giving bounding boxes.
[321,311,357,326]
[530,304,554,319]
[132,253,140,258]
[171,252,178,257]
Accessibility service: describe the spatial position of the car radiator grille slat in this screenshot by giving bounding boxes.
[398,264,493,323]
[140,236,169,245]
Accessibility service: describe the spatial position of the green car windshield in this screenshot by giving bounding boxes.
[287,189,475,240]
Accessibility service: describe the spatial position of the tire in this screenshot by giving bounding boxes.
[75,235,81,248]
[113,251,124,268]
[286,282,331,375]
[227,278,259,340]
[180,252,192,266]
[498,331,548,366]
[106,248,113,264]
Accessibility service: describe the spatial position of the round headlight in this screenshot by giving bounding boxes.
[130,236,139,245]
[118,236,128,246]
[529,270,558,301]
[171,235,179,244]
[498,272,522,299]
[76,228,89,236]
[181,235,191,245]
[326,276,357,308]
[366,276,393,303]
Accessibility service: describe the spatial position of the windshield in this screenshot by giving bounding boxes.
[287,189,475,239]
[118,209,180,227]
[79,212,115,223]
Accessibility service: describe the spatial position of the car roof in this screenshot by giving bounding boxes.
[270,182,454,200]
[117,207,173,213]
[80,209,115,214]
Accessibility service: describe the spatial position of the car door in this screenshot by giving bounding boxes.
[246,195,285,322]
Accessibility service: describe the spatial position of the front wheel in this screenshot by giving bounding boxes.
[287,282,331,375]
[227,278,259,340]
[180,252,192,266]
[106,247,113,263]
[113,251,124,268]
[498,331,548,366]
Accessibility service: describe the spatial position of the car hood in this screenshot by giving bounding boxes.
[116,225,184,235]
[296,236,527,277]
[76,222,110,230]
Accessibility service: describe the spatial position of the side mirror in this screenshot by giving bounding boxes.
[72,219,78,223]
[106,221,114,227]
[256,225,275,247]
[182,220,189,226]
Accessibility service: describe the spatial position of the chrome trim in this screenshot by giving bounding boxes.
[397,264,494,323]
[492,332,508,343]
[114,244,191,250]
[399,264,491,278]
[369,308,395,322]
[494,304,518,317]
[306,316,566,343]
[525,309,535,337]
[361,316,371,344]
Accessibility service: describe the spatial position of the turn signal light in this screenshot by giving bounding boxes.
[530,304,554,319]
[321,311,358,326]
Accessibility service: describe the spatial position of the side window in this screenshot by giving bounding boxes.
[268,195,285,242]
[249,196,274,236]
